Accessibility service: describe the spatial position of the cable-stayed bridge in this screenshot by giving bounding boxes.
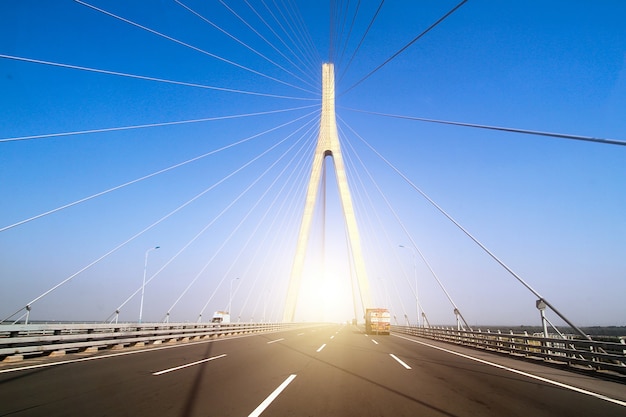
[1,1,625,415]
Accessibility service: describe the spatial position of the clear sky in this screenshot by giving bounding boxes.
[1,1,625,327]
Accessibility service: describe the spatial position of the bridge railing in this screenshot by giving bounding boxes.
[0,322,311,362]
[393,325,626,378]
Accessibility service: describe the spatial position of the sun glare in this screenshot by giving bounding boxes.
[295,256,356,322]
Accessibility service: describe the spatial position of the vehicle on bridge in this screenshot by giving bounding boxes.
[211,311,230,324]
[364,308,390,335]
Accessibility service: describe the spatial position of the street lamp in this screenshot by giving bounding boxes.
[399,244,420,327]
[228,277,239,314]
[139,246,159,323]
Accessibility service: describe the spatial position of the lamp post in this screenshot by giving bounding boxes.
[139,246,159,323]
[399,244,420,327]
[228,277,239,314]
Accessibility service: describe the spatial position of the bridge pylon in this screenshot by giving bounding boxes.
[283,63,372,322]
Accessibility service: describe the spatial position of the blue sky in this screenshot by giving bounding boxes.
[1,1,625,326]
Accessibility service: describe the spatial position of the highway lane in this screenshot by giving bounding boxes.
[0,324,625,416]
[388,333,626,413]
[0,325,335,417]
[0,325,310,416]
[258,327,626,416]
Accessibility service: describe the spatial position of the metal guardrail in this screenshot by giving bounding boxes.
[0,322,312,361]
[393,326,626,379]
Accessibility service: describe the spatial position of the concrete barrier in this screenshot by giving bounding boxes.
[392,325,626,378]
[0,322,318,362]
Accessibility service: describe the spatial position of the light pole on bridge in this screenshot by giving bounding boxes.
[139,246,159,323]
[399,244,420,327]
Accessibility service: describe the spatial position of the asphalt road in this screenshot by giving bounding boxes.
[1,324,625,416]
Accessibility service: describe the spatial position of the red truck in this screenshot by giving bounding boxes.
[364,308,390,335]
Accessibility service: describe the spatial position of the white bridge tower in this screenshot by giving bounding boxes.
[283,63,372,322]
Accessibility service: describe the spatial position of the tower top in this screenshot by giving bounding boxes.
[319,63,337,154]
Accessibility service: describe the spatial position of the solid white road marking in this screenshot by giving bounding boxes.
[389,353,412,369]
[371,339,379,345]
[316,343,327,352]
[267,338,284,344]
[248,374,297,417]
[394,334,626,407]
[152,354,227,376]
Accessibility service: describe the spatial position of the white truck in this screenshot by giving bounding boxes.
[211,311,230,324]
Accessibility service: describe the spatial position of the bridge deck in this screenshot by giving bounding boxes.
[1,324,625,416]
